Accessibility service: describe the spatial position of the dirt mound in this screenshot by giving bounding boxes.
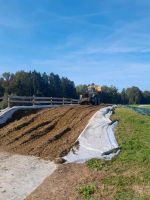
[0,105,102,160]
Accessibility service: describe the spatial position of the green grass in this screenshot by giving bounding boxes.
[77,107,150,200]
[141,105,150,109]
[86,158,110,171]
[77,183,96,200]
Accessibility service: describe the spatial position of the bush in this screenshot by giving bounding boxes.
[0,99,8,110]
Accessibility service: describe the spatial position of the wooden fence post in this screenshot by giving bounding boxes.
[32,95,35,106]
[50,97,53,105]
[8,96,10,107]
[63,97,64,105]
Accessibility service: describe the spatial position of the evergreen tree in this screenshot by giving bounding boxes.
[121,88,128,104]
[0,83,4,97]
[49,73,62,97]
[61,77,77,98]
[142,91,150,104]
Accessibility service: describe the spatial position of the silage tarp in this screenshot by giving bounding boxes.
[0,105,61,125]
[64,106,120,163]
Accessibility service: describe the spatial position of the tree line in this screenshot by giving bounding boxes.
[76,85,150,105]
[0,70,150,104]
[0,71,77,98]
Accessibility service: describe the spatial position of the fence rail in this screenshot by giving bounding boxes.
[0,96,80,107]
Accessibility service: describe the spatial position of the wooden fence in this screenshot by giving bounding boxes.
[0,96,80,107]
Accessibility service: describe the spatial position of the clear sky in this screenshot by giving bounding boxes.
[0,0,150,90]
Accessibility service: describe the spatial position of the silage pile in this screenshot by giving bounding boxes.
[0,105,100,160]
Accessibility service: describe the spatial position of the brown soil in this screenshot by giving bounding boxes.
[25,163,105,200]
[0,105,102,160]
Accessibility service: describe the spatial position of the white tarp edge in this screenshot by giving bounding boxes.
[64,106,120,163]
[0,105,62,125]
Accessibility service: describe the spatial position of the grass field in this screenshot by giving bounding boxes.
[129,105,150,109]
[141,105,150,109]
[78,107,150,200]
[128,105,150,116]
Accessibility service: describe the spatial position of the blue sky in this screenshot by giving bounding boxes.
[0,0,150,90]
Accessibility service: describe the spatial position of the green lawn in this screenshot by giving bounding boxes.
[141,105,150,109]
[77,107,150,200]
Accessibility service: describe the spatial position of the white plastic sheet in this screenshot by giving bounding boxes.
[0,105,60,125]
[64,106,120,163]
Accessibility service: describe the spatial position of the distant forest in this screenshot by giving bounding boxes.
[0,70,150,105]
